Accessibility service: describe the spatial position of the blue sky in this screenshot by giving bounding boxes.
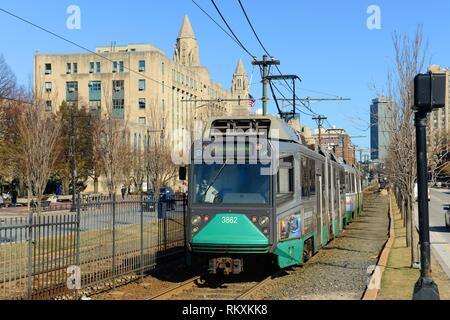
[1,0,450,152]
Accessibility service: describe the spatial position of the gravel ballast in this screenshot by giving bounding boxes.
[247,192,390,300]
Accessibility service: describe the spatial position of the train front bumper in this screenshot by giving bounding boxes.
[190,213,271,254]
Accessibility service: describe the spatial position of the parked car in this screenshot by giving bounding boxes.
[159,187,176,210]
[2,193,11,201]
[443,204,450,229]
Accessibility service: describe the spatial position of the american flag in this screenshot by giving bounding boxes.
[248,94,256,108]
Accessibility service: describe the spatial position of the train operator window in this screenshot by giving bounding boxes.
[193,163,271,205]
[277,156,294,205]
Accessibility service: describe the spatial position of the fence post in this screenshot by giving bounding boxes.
[164,202,168,253]
[76,193,81,267]
[183,195,187,262]
[27,210,33,300]
[140,194,144,282]
[112,193,116,289]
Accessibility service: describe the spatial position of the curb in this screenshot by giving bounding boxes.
[362,191,395,300]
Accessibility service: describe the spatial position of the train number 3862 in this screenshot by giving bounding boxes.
[222,217,238,224]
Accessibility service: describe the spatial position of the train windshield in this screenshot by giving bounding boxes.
[193,163,271,205]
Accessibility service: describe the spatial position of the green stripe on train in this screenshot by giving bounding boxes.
[192,214,269,246]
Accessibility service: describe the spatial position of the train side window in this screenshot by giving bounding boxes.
[309,159,316,196]
[301,156,309,199]
[277,156,294,204]
[345,173,350,193]
[352,174,355,193]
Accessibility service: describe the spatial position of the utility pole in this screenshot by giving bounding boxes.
[252,55,280,115]
[313,115,327,149]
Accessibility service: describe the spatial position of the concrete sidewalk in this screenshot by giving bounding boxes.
[378,195,450,300]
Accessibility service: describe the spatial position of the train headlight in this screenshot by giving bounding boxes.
[258,216,270,227]
[191,215,202,226]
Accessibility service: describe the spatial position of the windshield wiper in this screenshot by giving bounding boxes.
[202,159,230,199]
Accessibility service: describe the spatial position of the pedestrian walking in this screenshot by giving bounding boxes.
[11,189,18,207]
[121,184,126,200]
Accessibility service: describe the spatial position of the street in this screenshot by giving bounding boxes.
[416,188,450,278]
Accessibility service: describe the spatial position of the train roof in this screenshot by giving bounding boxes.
[204,115,301,144]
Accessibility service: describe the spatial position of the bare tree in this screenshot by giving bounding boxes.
[384,26,427,266]
[428,133,449,187]
[95,82,129,195]
[8,99,62,213]
[146,99,178,194]
[0,55,17,99]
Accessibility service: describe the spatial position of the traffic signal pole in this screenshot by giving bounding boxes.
[412,72,445,300]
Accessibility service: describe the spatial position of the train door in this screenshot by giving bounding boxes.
[322,163,328,242]
[330,163,335,238]
[316,163,326,247]
[339,168,345,228]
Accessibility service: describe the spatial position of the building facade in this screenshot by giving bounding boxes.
[370,96,394,161]
[313,128,355,164]
[34,15,250,142]
[428,65,450,153]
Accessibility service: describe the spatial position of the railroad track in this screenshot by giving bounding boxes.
[148,272,275,301]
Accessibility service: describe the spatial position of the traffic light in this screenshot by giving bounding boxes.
[413,73,446,112]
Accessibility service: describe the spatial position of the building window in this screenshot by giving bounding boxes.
[96,62,101,73]
[139,60,145,72]
[89,81,101,92]
[139,79,146,91]
[66,81,78,93]
[113,80,124,92]
[161,62,165,75]
[89,100,101,112]
[113,99,124,109]
[119,61,124,73]
[138,117,146,125]
[66,63,72,74]
[89,62,94,73]
[45,63,52,75]
[139,98,146,109]
[45,101,52,112]
[112,61,118,73]
[44,82,52,93]
[73,63,78,74]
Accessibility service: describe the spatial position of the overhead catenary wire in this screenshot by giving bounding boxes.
[237,0,272,59]
[191,0,255,60]
[210,0,256,60]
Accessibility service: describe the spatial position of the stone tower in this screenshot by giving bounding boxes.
[231,59,249,106]
[174,15,200,67]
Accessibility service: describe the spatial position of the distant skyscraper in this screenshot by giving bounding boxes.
[427,65,450,153]
[370,96,394,161]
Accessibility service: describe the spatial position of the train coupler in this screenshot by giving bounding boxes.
[208,258,243,275]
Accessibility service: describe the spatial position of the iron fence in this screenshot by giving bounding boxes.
[0,194,187,300]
